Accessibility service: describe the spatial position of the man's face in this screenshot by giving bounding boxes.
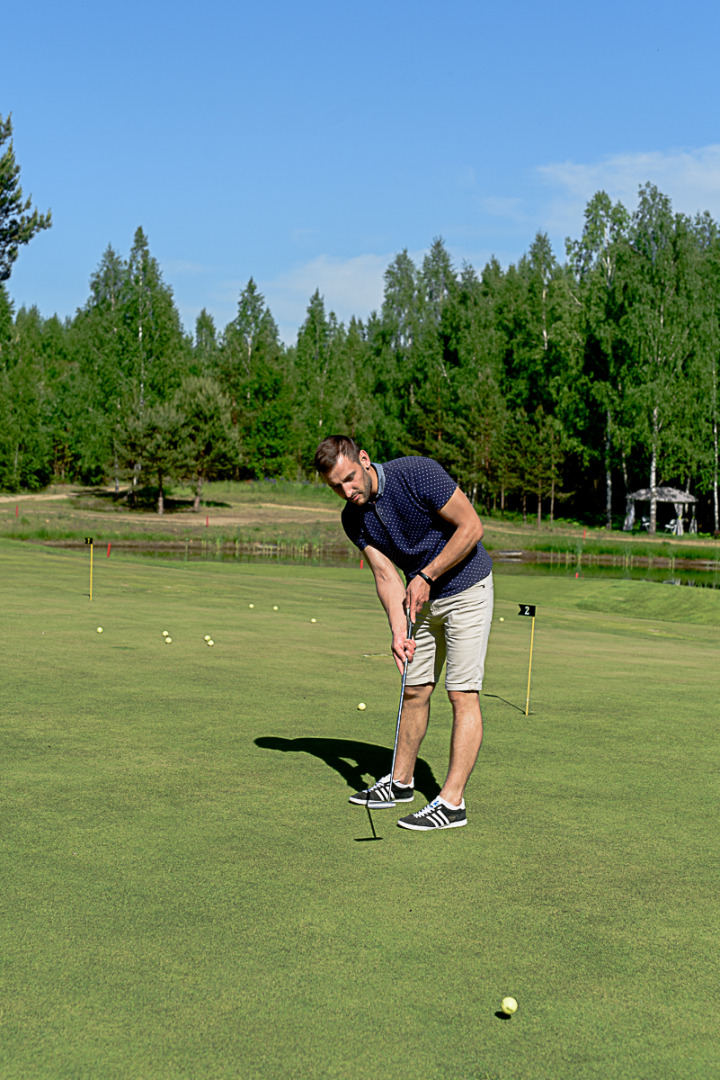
[323,450,375,505]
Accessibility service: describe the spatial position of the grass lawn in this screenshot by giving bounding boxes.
[1,540,718,1079]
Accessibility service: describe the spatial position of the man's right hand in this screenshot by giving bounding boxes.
[391,628,416,674]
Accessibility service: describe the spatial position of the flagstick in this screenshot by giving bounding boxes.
[85,537,94,601]
[525,612,535,716]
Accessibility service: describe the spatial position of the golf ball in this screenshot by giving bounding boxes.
[249,604,254,609]
[273,605,278,611]
[311,618,317,623]
[501,997,518,1015]
[165,637,172,644]
[96,627,103,634]
[499,617,504,622]
[204,635,211,641]
[357,702,366,711]
[207,639,214,647]
[162,630,169,637]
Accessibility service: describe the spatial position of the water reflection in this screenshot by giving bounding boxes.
[103,542,720,588]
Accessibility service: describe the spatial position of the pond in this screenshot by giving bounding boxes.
[69,540,720,589]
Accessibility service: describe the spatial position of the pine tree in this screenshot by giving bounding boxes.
[0,114,51,282]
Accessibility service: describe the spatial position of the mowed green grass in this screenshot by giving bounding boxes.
[1,540,718,1080]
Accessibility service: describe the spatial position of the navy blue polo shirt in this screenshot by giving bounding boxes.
[341,456,492,599]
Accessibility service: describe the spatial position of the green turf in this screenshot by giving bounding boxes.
[1,539,718,1079]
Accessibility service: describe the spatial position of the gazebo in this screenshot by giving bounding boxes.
[623,487,697,534]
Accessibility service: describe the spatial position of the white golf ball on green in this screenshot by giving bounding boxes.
[204,635,211,641]
[162,630,169,637]
[96,626,103,634]
[273,605,278,611]
[165,637,172,644]
[207,639,214,647]
[499,617,504,622]
[501,996,518,1015]
[311,618,317,624]
[357,702,366,711]
[248,604,254,609]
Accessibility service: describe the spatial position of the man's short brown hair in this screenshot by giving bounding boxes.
[314,435,362,475]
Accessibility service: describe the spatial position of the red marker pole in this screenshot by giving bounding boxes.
[107,543,112,558]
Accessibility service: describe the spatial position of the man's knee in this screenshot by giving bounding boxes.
[447,689,480,708]
[405,683,434,704]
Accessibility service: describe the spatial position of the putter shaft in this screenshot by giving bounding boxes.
[388,611,414,806]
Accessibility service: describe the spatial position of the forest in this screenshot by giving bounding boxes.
[1,113,719,534]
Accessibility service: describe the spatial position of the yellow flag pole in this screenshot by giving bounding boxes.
[86,537,94,601]
[518,603,537,716]
[525,613,536,716]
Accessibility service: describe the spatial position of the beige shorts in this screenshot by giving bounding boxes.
[407,574,494,692]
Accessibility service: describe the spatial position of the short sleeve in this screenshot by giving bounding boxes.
[341,504,368,551]
[410,458,457,511]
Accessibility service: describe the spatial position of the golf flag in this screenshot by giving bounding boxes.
[518,603,537,715]
[85,538,94,601]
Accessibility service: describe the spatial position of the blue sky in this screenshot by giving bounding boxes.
[3,0,720,343]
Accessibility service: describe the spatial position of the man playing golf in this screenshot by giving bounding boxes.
[314,435,493,831]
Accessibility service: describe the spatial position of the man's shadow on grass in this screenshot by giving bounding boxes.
[254,736,440,802]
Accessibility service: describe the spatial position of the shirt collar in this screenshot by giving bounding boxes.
[372,461,385,500]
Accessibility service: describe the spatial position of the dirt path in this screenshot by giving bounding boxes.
[0,493,74,504]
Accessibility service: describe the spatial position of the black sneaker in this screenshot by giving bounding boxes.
[348,773,414,808]
[397,797,467,830]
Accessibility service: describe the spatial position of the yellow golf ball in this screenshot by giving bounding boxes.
[501,996,518,1015]
[96,627,103,634]
[207,639,214,647]
[499,617,504,622]
[204,635,211,641]
[357,702,366,711]
[165,637,172,644]
[311,618,317,624]
[162,630,169,637]
[273,605,278,611]
[249,604,254,609]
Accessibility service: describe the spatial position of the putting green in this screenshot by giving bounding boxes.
[1,540,718,1079]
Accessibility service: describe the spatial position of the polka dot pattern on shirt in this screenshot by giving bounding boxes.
[342,456,492,599]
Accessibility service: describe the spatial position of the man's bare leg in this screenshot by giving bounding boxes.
[439,690,483,805]
[392,683,434,786]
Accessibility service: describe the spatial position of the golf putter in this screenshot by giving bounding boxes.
[386,608,415,809]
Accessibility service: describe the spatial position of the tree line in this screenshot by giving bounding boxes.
[1,115,719,532]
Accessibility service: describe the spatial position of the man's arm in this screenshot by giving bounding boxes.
[405,487,485,622]
[362,543,416,673]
